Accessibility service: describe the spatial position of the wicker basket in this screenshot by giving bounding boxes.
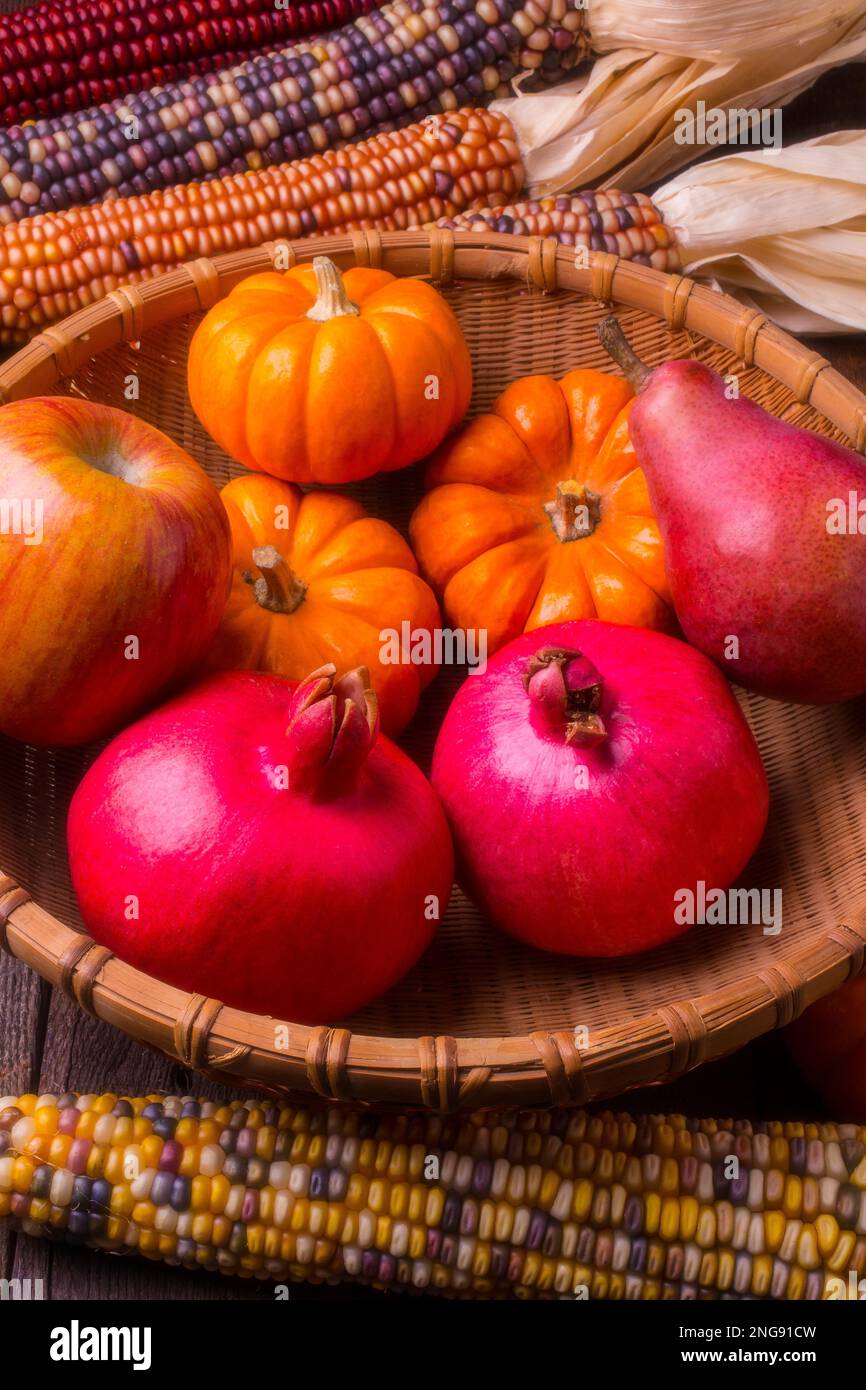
[1,230,865,1112]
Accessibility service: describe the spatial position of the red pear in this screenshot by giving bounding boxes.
[599,318,866,704]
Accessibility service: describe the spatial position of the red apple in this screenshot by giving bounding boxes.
[0,396,231,746]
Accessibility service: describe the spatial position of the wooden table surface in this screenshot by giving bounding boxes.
[1,63,865,1304]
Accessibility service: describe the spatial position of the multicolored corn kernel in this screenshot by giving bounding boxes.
[0,106,522,345]
[0,0,381,127]
[2,1094,865,1299]
[434,191,681,271]
[0,0,588,224]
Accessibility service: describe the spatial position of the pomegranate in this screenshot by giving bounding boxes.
[431,621,769,957]
[68,666,453,1023]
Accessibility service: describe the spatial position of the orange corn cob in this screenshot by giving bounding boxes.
[0,107,522,345]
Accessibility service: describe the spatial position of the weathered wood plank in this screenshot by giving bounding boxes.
[0,950,47,1279]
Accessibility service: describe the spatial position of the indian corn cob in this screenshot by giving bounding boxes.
[435,192,678,270]
[0,111,681,348]
[2,1093,866,1299]
[0,0,380,127]
[0,107,526,346]
[0,0,586,223]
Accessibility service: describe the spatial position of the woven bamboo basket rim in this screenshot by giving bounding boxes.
[1,228,865,1113]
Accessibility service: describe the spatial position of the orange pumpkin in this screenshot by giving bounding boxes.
[187,256,472,485]
[203,473,441,735]
[409,369,674,654]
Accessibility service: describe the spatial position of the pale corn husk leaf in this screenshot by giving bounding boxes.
[589,0,866,60]
[694,242,866,335]
[657,133,866,333]
[493,3,866,191]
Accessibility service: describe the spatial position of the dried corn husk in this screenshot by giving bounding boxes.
[495,0,866,191]
[589,0,866,59]
[655,132,866,333]
[439,131,866,334]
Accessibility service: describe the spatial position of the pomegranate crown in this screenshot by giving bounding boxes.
[286,663,378,792]
[523,647,607,746]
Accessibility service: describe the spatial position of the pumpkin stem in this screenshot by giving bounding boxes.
[524,647,607,747]
[596,315,652,393]
[305,256,361,323]
[285,663,379,796]
[544,480,601,542]
[248,545,307,614]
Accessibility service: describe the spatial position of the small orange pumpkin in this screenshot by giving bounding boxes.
[187,256,472,485]
[203,473,441,735]
[409,369,674,653]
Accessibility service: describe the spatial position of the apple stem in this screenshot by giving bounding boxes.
[597,316,653,393]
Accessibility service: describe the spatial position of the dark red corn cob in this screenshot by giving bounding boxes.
[0,0,381,125]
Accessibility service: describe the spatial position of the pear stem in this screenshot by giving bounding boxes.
[597,315,652,393]
[248,545,307,614]
[544,480,601,542]
[305,256,361,322]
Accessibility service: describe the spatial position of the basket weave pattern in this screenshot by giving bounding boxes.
[1,230,865,1110]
